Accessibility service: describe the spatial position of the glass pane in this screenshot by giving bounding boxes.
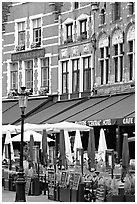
[114,57,118,82]
[63,74,67,93]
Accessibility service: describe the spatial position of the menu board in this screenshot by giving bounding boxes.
[48,169,55,200]
[72,173,81,190]
[25,177,31,195]
[69,172,75,189]
[60,171,67,188]
[48,169,55,185]
[96,185,106,202]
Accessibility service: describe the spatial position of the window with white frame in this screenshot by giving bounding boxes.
[66,23,73,43]
[72,59,80,92]
[80,19,87,38]
[25,60,33,89]
[11,63,18,90]
[18,22,25,45]
[41,58,49,89]
[112,30,124,83]
[77,14,89,41]
[32,18,41,45]
[83,56,91,91]
[127,25,135,81]
[98,34,109,85]
[62,61,69,94]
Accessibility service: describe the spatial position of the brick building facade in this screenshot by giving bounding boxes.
[2,2,135,161]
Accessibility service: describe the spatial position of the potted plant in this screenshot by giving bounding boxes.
[124,174,135,202]
[106,177,124,202]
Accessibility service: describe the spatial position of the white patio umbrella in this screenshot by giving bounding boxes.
[64,130,73,164]
[11,130,54,142]
[97,128,107,162]
[16,123,53,132]
[3,130,15,161]
[2,124,20,134]
[73,130,83,160]
[49,121,91,132]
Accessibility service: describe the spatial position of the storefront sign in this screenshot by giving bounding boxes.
[87,119,112,126]
[122,117,135,125]
[11,48,45,61]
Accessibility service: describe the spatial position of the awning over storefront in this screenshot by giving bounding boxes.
[44,93,135,126]
[24,98,85,124]
[2,100,18,113]
[2,97,51,125]
[3,92,135,127]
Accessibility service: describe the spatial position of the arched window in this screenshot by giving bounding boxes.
[98,33,109,85]
[112,29,124,83]
[127,25,135,81]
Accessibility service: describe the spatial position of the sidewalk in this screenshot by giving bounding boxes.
[2,187,58,202]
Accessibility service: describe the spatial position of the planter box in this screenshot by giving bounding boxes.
[124,195,135,202]
[106,195,124,202]
[60,187,70,202]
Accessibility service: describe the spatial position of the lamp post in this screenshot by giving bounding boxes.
[15,87,28,202]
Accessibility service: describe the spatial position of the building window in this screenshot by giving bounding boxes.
[72,59,80,92]
[74,2,79,9]
[112,2,121,21]
[80,19,87,38]
[32,18,41,46]
[128,40,135,80]
[128,2,134,15]
[41,58,49,88]
[99,47,109,85]
[11,63,18,90]
[66,23,73,43]
[100,9,105,25]
[83,57,91,91]
[18,22,25,45]
[62,61,69,94]
[113,43,123,82]
[25,61,33,89]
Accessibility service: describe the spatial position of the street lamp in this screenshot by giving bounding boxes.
[15,87,28,202]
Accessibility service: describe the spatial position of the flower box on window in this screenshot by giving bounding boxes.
[39,87,49,96]
[26,88,33,95]
[31,42,41,49]
[77,33,87,41]
[64,38,73,44]
[16,44,25,52]
[8,89,18,98]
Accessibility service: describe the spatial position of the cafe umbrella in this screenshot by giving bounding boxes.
[29,134,34,167]
[59,129,66,168]
[64,130,73,164]
[87,128,95,169]
[97,128,107,162]
[121,133,130,181]
[41,129,48,166]
[73,130,83,162]
[2,130,15,169]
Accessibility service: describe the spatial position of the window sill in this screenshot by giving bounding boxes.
[110,18,122,25]
[98,23,106,28]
